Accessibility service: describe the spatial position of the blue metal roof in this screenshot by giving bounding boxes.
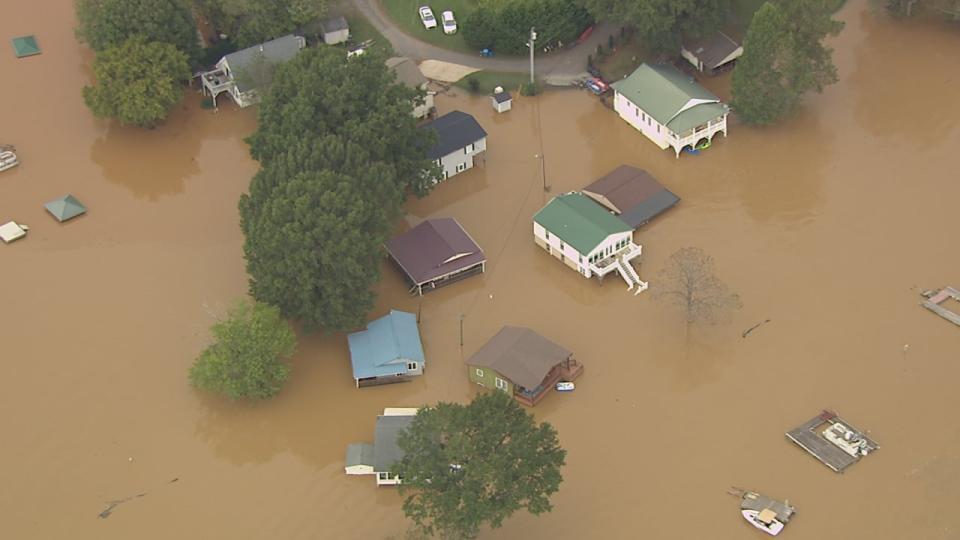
[348,310,425,380]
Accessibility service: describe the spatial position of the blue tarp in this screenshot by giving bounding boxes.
[348,310,425,381]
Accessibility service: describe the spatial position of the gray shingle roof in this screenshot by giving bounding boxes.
[373,415,416,471]
[345,443,374,467]
[386,57,427,89]
[420,111,487,160]
[321,16,349,34]
[224,35,304,92]
[683,31,741,71]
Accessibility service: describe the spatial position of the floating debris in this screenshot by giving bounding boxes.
[920,287,960,327]
[786,410,879,473]
[732,488,796,536]
[0,221,28,243]
[0,145,18,172]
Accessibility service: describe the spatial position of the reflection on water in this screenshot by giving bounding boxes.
[3,0,960,539]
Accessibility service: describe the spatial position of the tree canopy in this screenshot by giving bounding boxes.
[653,247,741,326]
[75,0,200,60]
[577,0,729,54]
[732,0,844,125]
[463,0,593,54]
[195,0,327,48]
[189,300,297,400]
[394,392,566,540]
[82,36,190,128]
[239,47,440,332]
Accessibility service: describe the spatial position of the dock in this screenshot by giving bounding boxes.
[786,410,879,473]
[921,286,960,327]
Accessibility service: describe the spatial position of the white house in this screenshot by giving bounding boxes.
[611,63,729,158]
[200,35,305,109]
[681,31,743,75]
[420,111,487,181]
[386,57,435,119]
[345,408,419,486]
[320,16,350,45]
[533,192,647,294]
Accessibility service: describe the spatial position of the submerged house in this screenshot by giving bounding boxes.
[611,63,729,158]
[386,57,435,119]
[347,310,425,387]
[466,326,583,406]
[681,31,743,75]
[345,408,418,486]
[386,218,486,295]
[533,193,647,293]
[200,34,306,109]
[582,165,680,229]
[420,111,487,181]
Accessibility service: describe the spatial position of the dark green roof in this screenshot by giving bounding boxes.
[533,193,631,254]
[611,63,728,134]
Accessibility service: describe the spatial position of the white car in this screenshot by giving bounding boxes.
[419,6,437,29]
[441,10,457,34]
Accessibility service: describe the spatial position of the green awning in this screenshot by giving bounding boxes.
[11,35,41,58]
[44,195,87,222]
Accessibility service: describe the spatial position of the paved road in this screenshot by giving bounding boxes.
[352,0,619,78]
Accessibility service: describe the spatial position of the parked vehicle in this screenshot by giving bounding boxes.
[418,6,437,29]
[585,77,608,95]
[481,48,494,57]
[441,10,457,34]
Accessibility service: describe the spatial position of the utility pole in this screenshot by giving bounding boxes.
[528,27,537,84]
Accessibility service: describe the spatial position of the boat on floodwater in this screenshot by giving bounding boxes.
[735,489,795,536]
[0,145,19,172]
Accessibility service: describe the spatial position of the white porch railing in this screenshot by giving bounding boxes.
[589,243,642,277]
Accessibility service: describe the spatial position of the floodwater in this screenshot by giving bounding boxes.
[2,1,959,538]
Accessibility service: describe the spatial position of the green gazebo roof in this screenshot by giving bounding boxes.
[11,35,41,58]
[44,195,87,222]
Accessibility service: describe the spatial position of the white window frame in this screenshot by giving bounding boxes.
[407,362,418,371]
[475,368,484,377]
[456,162,467,173]
[495,377,508,391]
[464,143,474,154]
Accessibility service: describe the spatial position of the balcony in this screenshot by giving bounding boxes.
[589,242,642,277]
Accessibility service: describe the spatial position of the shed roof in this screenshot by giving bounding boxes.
[533,193,631,254]
[582,165,680,228]
[387,218,485,286]
[348,310,425,380]
[493,91,511,104]
[345,443,374,467]
[611,63,729,134]
[321,16,349,34]
[11,35,41,58]
[386,57,427,89]
[44,194,87,222]
[466,326,571,389]
[420,111,487,160]
[683,31,742,71]
[0,221,27,243]
[373,413,416,471]
[224,35,303,92]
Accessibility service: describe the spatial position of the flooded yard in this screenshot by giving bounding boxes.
[2,1,959,538]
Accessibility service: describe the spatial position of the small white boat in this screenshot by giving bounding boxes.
[555,382,575,392]
[0,149,19,172]
[741,509,785,536]
[823,422,874,458]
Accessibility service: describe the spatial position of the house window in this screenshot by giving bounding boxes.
[407,362,418,371]
[545,231,550,240]
[456,162,467,173]
[559,242,565,251]
[657,125,660,133]
[475,368,484,377]
[579,255,583,264]
[465,143,474,153]
[378,472,388,480]
[495,377,508,391]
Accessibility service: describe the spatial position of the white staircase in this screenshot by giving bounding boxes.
[613,258,649,295]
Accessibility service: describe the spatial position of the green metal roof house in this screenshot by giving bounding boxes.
[611,63,729,158]
[533,193,648,293]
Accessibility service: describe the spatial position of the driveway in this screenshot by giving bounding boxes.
[352,0,619,78]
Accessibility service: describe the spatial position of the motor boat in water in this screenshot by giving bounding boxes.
[0,145,19,172]
[737,489,795,536]
[555,381,575,392]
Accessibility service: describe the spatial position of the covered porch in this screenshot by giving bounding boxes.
[589,242,647,293]
[513,357,584,407]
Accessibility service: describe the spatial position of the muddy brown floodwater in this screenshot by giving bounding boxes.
[2,1,959,538]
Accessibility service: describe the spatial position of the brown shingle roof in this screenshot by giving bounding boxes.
[683,31,742,71]
[386,218,485,285]
[386,57,427,89]
[466,327,571,389]
[582,165,680,228]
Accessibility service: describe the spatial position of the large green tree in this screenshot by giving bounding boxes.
[189,300,297,400]
[578,0,729,54]
[239,47,440,332]
[732,0,844,125]
[195,0,327,48]
[463,0,593,54]
[394,392,566,540]
[75,0,200,60]
[82,36,190,127]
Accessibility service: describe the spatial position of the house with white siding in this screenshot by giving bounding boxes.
[533,192,647,294]
[611,63,729,158]
[420,111,487,181]
[200,35,305,109]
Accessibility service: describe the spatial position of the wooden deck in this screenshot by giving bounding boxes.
[786,410,879,473]
[921,286,960,326]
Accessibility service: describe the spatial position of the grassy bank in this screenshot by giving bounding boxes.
[342,6,394,56]
[381,0,477,54]
[454,71,533,95]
